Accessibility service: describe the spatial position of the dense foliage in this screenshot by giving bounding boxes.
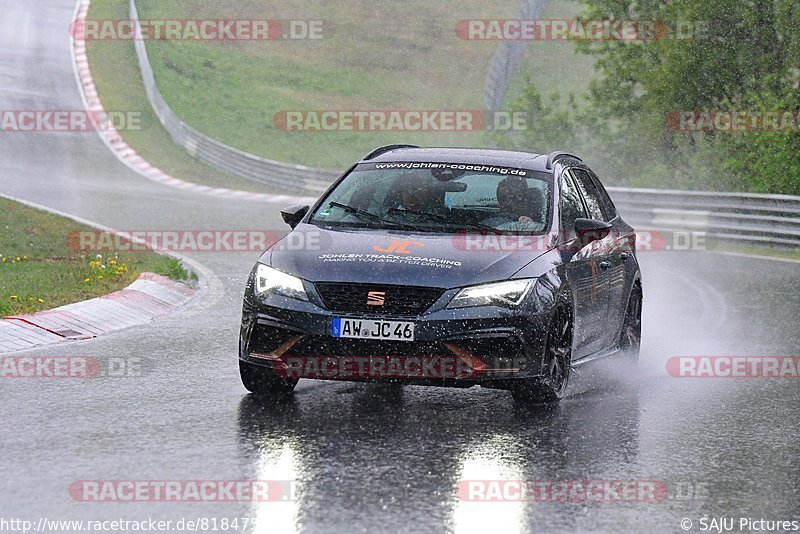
[504,0,800,194]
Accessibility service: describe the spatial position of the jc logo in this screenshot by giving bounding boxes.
[372,239,424,254]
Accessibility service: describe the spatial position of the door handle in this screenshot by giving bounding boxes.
[599,261,611,270]
[620,252,630,261]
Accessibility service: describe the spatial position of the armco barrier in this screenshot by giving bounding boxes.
[127,0,800,249]
[129,0,336,195]
[484,0,548,114]
[607,187,800,248]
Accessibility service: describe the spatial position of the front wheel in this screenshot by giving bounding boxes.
[512,302,573,404]
[239,360,297,397]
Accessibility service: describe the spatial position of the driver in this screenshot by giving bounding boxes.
[398,173,434,213]
[388,173,446,221]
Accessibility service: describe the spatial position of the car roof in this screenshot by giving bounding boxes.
[360,146,581,173]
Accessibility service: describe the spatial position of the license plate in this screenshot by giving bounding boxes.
[331,318,415,342]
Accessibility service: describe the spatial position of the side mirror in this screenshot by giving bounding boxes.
[574,218,612,247]
[281,204,310,229]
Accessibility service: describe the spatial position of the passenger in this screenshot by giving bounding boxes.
[483,177,540,231]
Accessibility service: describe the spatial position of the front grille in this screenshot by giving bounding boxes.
[314,283,444,315]
[285,336,520,360]
[282,335,528,376]
[287,336,447,357]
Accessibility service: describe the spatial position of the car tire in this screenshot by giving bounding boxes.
[619,283,642,363]
[239,360,297,397]
[512,300,573,404]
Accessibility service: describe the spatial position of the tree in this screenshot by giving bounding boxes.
[509,0,800,193]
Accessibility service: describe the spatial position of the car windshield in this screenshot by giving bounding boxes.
[309,162,551,233]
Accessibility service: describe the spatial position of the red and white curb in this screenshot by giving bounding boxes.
[0,273,195,354]
[70,0,317,206]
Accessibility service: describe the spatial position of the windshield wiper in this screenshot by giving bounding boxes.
[388,207,499,232]
[327,202,417,230]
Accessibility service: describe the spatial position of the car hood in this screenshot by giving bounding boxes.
[265,224,553,289]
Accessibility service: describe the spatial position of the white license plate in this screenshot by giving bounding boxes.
[331,318,415,341]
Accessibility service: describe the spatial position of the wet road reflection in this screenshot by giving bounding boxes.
[237,379,642,533]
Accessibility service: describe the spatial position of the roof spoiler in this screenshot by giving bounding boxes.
[545,151,582,169]
[362,144,420,160]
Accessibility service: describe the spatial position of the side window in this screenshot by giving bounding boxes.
[569,169,605,221]
[587,171,618,221]
[559,172,588,240]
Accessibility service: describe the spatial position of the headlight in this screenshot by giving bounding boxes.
[254,264,308,301]
[447,279,534,309]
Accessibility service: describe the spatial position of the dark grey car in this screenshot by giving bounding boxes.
[239,146,643,403]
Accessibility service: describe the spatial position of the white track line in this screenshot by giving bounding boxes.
[69,0,317,206]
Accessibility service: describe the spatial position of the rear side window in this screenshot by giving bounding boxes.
[569,169,605,221]
[559,172,588,239]
[587,171,618,221]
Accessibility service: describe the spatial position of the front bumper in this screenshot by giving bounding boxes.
[239,291,551,387]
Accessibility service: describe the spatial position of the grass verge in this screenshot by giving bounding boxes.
[85,0,516,175]
[0,197,192,316]
[84,0,273,193]
[707,242,800,262]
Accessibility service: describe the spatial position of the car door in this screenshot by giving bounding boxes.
[568,168,618,351]
[558,170,609,359]
[586,168,635,342]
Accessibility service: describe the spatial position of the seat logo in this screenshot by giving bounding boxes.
[367,291,386,306]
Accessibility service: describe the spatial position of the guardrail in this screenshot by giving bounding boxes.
[484,0,547,114]
[607,187,800,248]
[129,0,336,195]
[128,0,800,249]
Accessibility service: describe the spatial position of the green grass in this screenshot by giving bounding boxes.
[0,198,192,316]
[708,242,800,262]
[87,0,521,175]
[85,0,272,193]
[503,0,597,107]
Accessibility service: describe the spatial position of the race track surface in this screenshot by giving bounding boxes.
[1,2,799,532]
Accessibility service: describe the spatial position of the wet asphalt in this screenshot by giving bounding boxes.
[1,1,799,533]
